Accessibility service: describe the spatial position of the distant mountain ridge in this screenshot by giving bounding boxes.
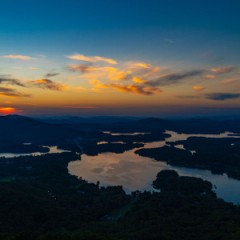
[134,118,240,134]
[1,115,240,149]
[38,115,240,134]
[0,114,80,147]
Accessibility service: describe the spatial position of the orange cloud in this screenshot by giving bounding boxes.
[90,80,162,95]
[132,76,147,83]
[69,60,164,94]
[90,80,109,89]
[72,65,131,81]
[29,79,65,91]
[193,85,205,91]
[127,62,151,69]
[103,67,130,81]
[221,78,239,84]
[67,54,117,64]
[210,66,235,74]
[142,67,161,78]
[126,62,161,78]
[2,55,32,60]
[110,84,162,95]
[68,64,99,73]
[204,74,216,79]
[30,67,40,70]
[0,87,30,97]
[69,56,218,96]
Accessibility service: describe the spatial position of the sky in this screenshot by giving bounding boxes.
[0,0,240,117]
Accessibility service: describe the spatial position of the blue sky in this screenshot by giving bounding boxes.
[1,0,239,59]
[0,0,239,116]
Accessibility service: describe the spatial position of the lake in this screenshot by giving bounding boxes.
[0,145,68,158]
[68,131,240,204]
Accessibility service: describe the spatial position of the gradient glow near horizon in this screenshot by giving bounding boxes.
[0,0,240,116]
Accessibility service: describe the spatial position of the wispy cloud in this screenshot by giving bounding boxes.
[109,84,162,95]
[68,64,95,73]
[126,62,152,69]
[147,70,205,86]
[125,62,161,78]
[30,67,40,70]
[45,73,60,78]
[2,54,32,60]
[90,80,161,95]
[69,65,131,81]
[210,66,236,74]
[221,78,239,85]
[132,77,147,83]
[0,87,30,97]
[204,74,216,79]
[29,79,64,91]
[0,77,25,87]
[193,85,205,91]
[204,93,240,101]
[67,53,117,64]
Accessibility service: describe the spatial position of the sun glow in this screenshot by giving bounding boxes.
[0,107,17,115]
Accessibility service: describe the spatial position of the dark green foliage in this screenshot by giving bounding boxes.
[84,142,144,156]
[102,132,170,143]
[136,137,240,179]
[0,144,49,154]
[135,146,192,163]
[152,170,213,195]
[171,137,240,179]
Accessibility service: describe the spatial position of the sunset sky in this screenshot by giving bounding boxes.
[0,0,240,117]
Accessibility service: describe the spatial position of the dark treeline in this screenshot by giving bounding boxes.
[0,144,50,154]
[101,132,170,143]
[136,136,240,179]
[84,142,144,156]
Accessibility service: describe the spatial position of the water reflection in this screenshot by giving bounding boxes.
[97,141,125,145]
[0,146,68,158]
[103,131,150,136]
[68,131,240,204]
[69,151,169,193]
[170,167,240,204]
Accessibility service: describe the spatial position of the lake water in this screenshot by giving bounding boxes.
[0,145,68,158]
[68,131,240,204]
